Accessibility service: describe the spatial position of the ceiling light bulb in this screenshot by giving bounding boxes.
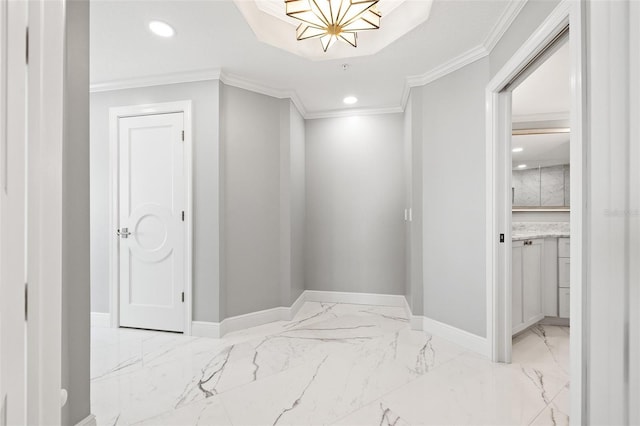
[512,147,523,153]
[343,96,358,105]
[149,21,175,38]
[517,164,527,168]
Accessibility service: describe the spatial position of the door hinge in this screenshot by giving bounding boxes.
[181,210,185,222]
[181,292,185,303]
[24,282,28,321]
[181,130,184,141]
[25,27,29,65]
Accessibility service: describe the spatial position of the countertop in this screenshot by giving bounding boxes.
[512,222,570,241]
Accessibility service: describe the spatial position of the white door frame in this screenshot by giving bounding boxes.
[108,101,193,335]
[485,0,586,423]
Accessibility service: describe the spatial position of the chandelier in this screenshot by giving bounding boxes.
[285,0,381,52]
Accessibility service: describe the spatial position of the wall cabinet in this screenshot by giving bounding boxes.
[512,239,544,334]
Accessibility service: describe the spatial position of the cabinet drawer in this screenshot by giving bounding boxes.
[559,288,570,318]
[559,257,570,287]
[558,238,570,258]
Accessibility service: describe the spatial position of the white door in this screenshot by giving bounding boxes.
[0,0,28,424]
[118,113,186,332]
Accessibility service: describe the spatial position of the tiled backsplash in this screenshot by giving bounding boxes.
[512,164,570,207]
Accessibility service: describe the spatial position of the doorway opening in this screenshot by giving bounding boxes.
[485,1,585,423]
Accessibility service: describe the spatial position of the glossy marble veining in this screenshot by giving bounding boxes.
[91,303,569,425]
[512,222,570,241]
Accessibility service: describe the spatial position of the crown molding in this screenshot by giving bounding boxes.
[89,68,222,93]
[406,44,489,88]
[218,70,307,117]
[484,0,529,53]
[88,0,526,119]
[305,105,404,120]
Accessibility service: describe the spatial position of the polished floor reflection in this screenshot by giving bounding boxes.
[91,303,569,425]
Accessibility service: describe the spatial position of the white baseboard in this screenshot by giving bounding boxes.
[304,290,408,307]
[192,291,308,339]
[512,313,545,336]
[90,312,110,328]
[191,321,221,339]
[75,414,96,426]
[188,290,488,358]
[422,316,489,357]
[220,306,290,336]
[410,315,424,330]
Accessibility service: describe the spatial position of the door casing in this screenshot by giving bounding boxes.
[485,0,586,424]
[108,101,193,335]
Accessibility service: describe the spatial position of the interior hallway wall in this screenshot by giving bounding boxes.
[413,0,562,338]
[418,58,490,337]
[219,84,306,317]
[305,114,406,295]
[90,80,222,322]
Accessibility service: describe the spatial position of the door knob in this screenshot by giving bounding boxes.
[117,227,131,238]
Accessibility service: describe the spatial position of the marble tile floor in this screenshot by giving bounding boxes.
[91,303,570,426]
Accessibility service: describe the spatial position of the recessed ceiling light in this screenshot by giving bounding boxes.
[149,21,175,38]
[517,164,527,168]
[343,96,358,105]
[512,147,523,153]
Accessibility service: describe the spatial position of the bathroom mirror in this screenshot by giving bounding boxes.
[511,128,570,211]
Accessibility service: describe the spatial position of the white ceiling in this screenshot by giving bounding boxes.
[512,41,570,120]
[234,0,433,61]
[90,0,518,115]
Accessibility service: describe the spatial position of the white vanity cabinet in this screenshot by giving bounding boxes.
[558,237,570,318]
[512,238,544,334]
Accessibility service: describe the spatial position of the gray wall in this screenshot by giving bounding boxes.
[419,58,490,337]
[411,0,564,338]
[404,94,424,315]
[90,80,222,322]
[489,0,561,78]
[220,84,288,317]
[63,0,90,424]
[289,103,306,304]
[278,100,306,307]
[305,114,405,295]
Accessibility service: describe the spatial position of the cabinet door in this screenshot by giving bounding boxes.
[559,288,570,318]
[512,242,524,331]
[559,257,570,288]
[558,237,570,257]
[523,239,544,324]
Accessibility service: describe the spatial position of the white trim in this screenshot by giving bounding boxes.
[87,1,527,120]
[407,45,488,88]
[90,313,111,328]
[303,290,408,307]
[511,314,545,336]
[483,0,529,52]
[304,105,404,120]
[485,0,585,423]
[74,414,97,426]
[108,100,194,335]
[90,69,221,93]
[191,291,307,339]
[422,317,489,357]
[192,291,409,339]
[191,321,221,339]
[189,290,492,359]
